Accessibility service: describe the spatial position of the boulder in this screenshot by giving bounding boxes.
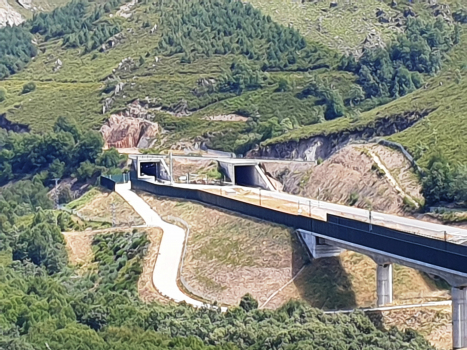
[0,0,24,27]
[17,0,31,9]
[100,114,159,149]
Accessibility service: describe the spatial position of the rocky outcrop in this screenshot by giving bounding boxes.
[0,0,23,27]
[100,114,159,149]
[17,0,31,9]
[248,110,433,161]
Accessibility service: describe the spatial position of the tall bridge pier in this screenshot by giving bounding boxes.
[297,229,467,349]
[376,263,393,306]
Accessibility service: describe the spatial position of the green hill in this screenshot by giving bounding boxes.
[0,0,467,204]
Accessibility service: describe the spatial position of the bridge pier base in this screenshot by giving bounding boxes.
[453,287,467,349]
[376,263,393,307]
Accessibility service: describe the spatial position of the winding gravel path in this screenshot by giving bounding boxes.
[115,183,205,307]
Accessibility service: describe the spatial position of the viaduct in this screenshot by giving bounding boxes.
[103,154,467,349]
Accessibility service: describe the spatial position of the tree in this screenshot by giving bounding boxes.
[75,131,104,164]
[49,159,65,179]
[97,148,125,168]
[54,116,82,142]
[239,293,258,311]
[422,156,454,205]
[13,221,68,274]
[276,78,290,92]
[75,160,100,181]
[452,165,467,203]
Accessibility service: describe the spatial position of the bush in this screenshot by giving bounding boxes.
[348,192,359,206]
[75,161,101,181]
[0,87,6,102]
[22,82,36,94]
[239,293,258,311]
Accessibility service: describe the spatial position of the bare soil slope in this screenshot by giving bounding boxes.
[263,145,407,214]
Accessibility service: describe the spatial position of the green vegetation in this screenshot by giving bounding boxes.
[92,230,150,294]
[0,115,126,184]
[155,0,335,70]
[21,81,36,94]
[422,156,467,207]
[0,26,36,79]
[340,17,458,99]
[0,182,437,349]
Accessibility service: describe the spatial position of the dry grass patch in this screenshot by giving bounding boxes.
[138,191,307,306]
[369,306,452,350]
[264,251,449,310]
[76,188,144,226]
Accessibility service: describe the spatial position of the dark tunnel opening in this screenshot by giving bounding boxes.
[140,162,158,178]
[234,165,268,189]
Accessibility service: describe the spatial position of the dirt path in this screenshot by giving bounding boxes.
[115,183,207,307]
[367,149,419,208]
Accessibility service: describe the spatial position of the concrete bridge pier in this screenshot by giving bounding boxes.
[376,263,393,307]
[452,287,467,349]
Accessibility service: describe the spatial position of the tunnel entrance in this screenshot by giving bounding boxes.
[137,158,170,182]
[140,162,157,177]
[234,165,268,189]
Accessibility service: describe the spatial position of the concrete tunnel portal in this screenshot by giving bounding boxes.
[234,165,267,189]
[218,160,275,191]
[136,157,170,182]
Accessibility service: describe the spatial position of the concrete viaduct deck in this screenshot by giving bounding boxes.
[114,155,467,348]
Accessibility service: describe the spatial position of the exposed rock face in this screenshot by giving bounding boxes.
[0,0,24,27]
[100,114,159,149]
[247,110,433,161]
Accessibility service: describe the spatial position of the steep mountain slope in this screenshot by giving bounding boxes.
[256,28,467,168]
[0,0,466,210]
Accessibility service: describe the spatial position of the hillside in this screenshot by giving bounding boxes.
[257,28,467,168]
[0,0,466,214]
[0,0,463,161]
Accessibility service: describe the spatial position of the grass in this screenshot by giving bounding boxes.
[66,187,101,210]
[0,80,102,131]
[262,28,467,167]
[245,0,400,53]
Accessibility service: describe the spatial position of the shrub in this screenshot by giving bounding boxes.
[348,192,359,206]
[22,82,36,94]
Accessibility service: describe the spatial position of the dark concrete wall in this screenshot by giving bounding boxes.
[130,172,467,275]
[100,176,116,191]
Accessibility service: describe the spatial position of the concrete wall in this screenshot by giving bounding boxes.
[218,162,234,183]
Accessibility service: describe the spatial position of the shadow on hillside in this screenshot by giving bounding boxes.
[419,271,451,292]
[292,239,357,310]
